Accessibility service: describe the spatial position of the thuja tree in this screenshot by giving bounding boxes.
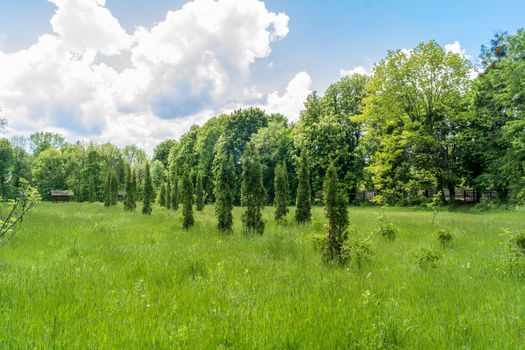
[103,170,115,207]
[88,177,96,203]
[166,176,172,210]
[142,162,153,215]
[274,162,289,221]
[214,150,235,233]
[110,170,119,206]
[241,144,265,235]
[324,160,349,264]
[195,172,205,211]
[130,168,137,211]
[124,163,135,211]
[158,182,167,207]
[171,175,179,210]
[295,149,312,223]
[181,166,194,229]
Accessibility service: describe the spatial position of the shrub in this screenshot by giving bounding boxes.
[434,228,453,247]
[342,237,375,270]
[376,220,398,241]
[500,228,525,278]
[413,248,441,270]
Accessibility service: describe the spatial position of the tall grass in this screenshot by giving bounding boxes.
[0,203,524,348]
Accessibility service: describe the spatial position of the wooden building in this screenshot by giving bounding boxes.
[50,190,74,202]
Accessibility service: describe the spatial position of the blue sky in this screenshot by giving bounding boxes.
[0,0,524,150]
[2,0,524,91]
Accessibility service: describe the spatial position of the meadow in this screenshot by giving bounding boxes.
[1,203,524,349]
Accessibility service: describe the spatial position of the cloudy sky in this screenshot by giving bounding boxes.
[1,0,524,152]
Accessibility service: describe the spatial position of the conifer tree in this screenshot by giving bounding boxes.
[241,144,265,235]
[274,162,289,221]
[158,182,167,207]
[166,176,172,210]
[195,171,205,211]
[124,163,135,211]
[110,170,119,206]
[181,166,194,229]
[142,162,153,215]
[324,160,349,264]
[130,168,137,211]
[171,175,179,210]
[88,177,96,203]
[103,171,111,207]
[295,149,312,223]
[215,151,235,233]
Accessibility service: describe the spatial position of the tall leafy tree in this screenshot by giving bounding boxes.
[195,171,205,211]
[29,132,65,156]
[241,144,265,235]
[294,75,368,200]
[214,148,235,233]
[295,149,312,223]
[181,166,194,229]
[323,160,349,264]
[32,148,66,200]
[357,41,471,203]
[142,162,153,215]
[274,162,289,221]
[153,139,176,168]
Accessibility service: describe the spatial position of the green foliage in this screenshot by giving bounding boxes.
[358,41,472,203]
[343,237,375,270]
[152,139,175,168]
[273,162,289,221]
[294,74,368,200]
[0,138,14,199]
[241,144,265,235]
[104,169,118,207]
[322,160,349,264]
[158,182,167,207]
[214,149,235,233]
[142,162,153,215]
[376,218,399,241]
[413,248,442,270]
[171,175,179,211]
[0,179,40,243]
[166,176,172,210]
[500,228,525,278]
[181,166,194,229]
[32,148,66,200]
[29,132,65,156]
[295,149,311,223]
[124,163,135,211]
[195,172,205,211]
[434,228,453,247]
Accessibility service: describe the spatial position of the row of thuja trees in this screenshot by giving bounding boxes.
[110,140,349,263]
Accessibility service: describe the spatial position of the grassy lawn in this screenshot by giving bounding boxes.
[1,203,524,348]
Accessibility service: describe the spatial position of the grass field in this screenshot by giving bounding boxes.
[1,203,524,349]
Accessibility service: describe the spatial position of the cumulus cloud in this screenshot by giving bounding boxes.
[445,41,470,59]
[265,72,312,122]
[340,65,370,77]
[0,0,304,151]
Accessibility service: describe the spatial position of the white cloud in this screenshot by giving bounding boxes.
[265,71,312,122]
[445,41,470,59]
[340,65,370,77]
[0,0,303,152]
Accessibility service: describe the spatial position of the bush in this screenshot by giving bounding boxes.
[310,234,374,269]
[376,219,398,241]
[500,228,525,278]
[434,228,453,247]
[413,248,441,270]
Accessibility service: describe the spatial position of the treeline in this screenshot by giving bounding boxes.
[1,30,524,207]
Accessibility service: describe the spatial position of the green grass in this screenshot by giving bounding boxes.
[1,203,524,349]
